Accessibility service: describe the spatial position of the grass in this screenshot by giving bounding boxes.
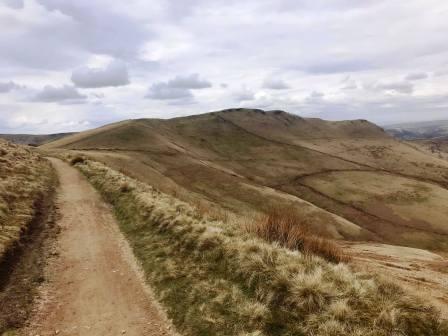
[0,140,56,334]
[0,140,53,262]
[246,206,350,263]
[72,157,447,336]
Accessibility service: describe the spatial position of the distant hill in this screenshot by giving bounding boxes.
[43,108,448,252]
[0,132,76,146]
[385,120,448,140]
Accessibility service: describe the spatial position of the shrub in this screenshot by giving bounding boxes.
[246,206,350,263]
[70,155,85,166]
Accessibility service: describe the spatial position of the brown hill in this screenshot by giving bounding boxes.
[43,108,448,251]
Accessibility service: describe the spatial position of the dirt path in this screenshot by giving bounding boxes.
[22,158,175,336]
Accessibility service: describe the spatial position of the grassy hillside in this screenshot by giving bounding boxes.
[0,132,75,146]
[72,158,447,336]
[42,108,448,251]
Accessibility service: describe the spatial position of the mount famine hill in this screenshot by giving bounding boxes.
[385,120,448,140]
[43,108,448,252]
[0,132,76,146]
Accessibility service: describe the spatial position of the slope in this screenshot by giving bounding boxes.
[42,108,448,251]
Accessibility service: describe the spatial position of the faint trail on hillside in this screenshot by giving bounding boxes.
[22,158,175,336]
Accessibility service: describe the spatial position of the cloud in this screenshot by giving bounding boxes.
[405,72,428,81]
[145,74,211,101]
[2,0,448,132]
[146,83,193,100]
[366,81,414,94]
[33,85,86,103]
[305,91,325,103]
[303,59,376,74]
[262,78,290,90]
[0,81,23,93]
[3,0,24,9]
[165,74,212,89]
[71,60,130,88]
[35,0,148,60]
[234,87,255,101]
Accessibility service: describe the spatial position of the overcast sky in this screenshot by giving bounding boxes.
[1,0,448,133]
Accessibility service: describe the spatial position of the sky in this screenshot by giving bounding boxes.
[1,0,448,134]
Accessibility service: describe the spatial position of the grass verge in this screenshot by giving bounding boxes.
[74,158,447,336]
[0,140,57,334]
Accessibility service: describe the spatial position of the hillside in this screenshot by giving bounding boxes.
[43,108,448,251]
[67,157,447,335]
[0,132,76,146]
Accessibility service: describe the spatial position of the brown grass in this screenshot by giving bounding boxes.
[247,206,350,263]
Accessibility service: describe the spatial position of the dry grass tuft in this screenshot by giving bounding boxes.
[246,206,350,263]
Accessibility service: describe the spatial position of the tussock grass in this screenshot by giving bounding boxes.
[74,158,447,336]
[246,206,350,263]
[0,140,53,262]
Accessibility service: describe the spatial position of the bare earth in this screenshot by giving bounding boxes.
[22,158,175,336]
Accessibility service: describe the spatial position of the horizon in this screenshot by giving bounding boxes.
[2,108,448,135]
[1,1,448,133]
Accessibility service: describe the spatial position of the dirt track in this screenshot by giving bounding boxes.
[22,158,175,336]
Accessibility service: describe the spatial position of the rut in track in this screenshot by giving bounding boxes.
[23,158,175,336]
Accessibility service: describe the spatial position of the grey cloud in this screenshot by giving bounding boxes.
[33,85,86,103]
[145,74,211,101]
[146,83,193,100]
[434,69,448,77]
[71,60,130,88]
[0,81,23,93]
[305,91,325,103]
[166,74,212,89]
[36,0,148,60]
[262,78,290,90]
[405,72,428,81]
[234,88,255,101]
[303,58,376,74]
[3,0,24,9]
[366,81,414,94]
